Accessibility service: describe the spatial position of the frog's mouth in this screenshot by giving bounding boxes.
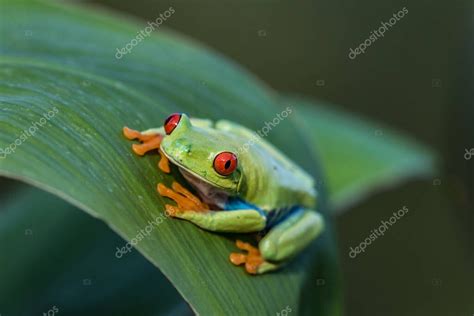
[160,149,230,207]
[178,168,229,207]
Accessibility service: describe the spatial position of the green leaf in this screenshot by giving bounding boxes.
[288,95,436,213]
[0,180,187,315]
[0,0,342,314]
[0,59,341,315]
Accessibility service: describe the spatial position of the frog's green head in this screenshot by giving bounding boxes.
[160,113,241,193]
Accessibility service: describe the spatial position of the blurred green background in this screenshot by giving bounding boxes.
[1,0,472,315]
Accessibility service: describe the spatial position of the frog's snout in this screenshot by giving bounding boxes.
[164,139,192,162]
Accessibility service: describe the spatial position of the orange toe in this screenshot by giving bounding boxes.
[230,240,265,274]
[229,253,247,265]
[123,126,163,156]
[123,126,141,140]
[132,136,162,156]
[158,148,171,173]
[165,204,180,217]
[235,240,259,254]
[158,182,209,213]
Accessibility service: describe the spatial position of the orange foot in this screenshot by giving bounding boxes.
[123,126,170,173]
[157,181,209,216]
[229,240,265,274]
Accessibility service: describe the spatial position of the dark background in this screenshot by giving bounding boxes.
[4,0,473,315]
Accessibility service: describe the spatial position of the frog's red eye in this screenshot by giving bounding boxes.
[164,113,182,135]
[213,152,238,176]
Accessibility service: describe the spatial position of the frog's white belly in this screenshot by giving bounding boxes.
[180,168,229,208]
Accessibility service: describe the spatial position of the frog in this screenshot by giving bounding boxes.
[123,113,324,274]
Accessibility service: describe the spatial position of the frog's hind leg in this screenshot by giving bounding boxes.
[258,209,324,272]
[230,240,280,274]
[231,208,324,274]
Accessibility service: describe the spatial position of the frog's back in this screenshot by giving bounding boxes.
[215,120,317,211]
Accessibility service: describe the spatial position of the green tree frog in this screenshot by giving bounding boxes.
[123,113,324,274]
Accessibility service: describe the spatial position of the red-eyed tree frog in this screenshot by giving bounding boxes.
[123,113,324,274]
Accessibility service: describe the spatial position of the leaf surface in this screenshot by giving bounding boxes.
[0,1,341,313]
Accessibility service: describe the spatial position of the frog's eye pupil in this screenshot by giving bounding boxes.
[164,113,182,135]
[214,152,238,176]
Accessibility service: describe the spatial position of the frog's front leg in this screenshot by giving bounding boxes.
[231,208,324,274]
[157,182,266,232]
[172,209,267,233]
[123,127,172,173]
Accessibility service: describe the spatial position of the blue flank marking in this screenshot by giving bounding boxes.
[224,197,263,213]
[224,197,304,229]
